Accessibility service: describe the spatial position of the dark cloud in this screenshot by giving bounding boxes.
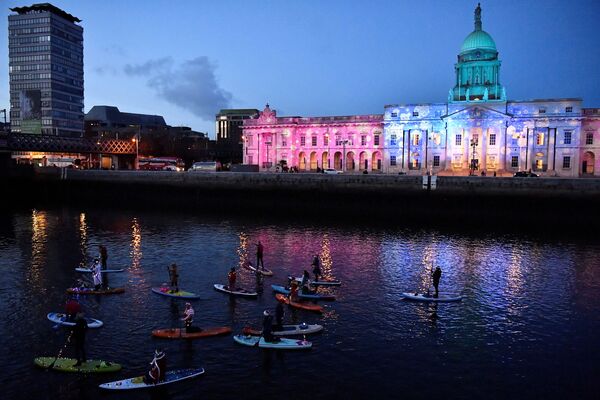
[123,57,232,120]
[123,57,173,77]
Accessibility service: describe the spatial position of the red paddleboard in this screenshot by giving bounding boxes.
[152,327,232,339]
[275,293,323,313]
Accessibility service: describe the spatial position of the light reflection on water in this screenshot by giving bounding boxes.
[0,208,598,399]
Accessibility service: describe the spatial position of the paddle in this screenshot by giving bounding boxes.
[46,330,73,370]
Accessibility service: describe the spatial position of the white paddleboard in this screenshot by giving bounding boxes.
[401,292,463,302]
[233,335,312,350]
[213,284,257,297]
[47,312,103,328]
[99,368,205,390]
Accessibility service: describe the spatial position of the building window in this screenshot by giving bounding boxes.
[413,134,420,146]
[361,135,366,146]
[324,135,329,146]
[564,131,572,145]
[390,134,397,146]
[433,155,440,167]
[391,112,398,118]
[536,133,544,146]
[563,156,571,169]
[247,135,253,146]
[511,156,519,168]
[586,133,594,145]
[539,108,546,114]
[535,159,543,170]
[248,155,253,164]
[301,136,306,146]
[281,135,287,147]
[489,133,496,146]
[312,136,317,146]
[566,106,573,113]
[335,136,341,146]
[456,134,462,146]
[412,111,419,117]
[390,155,397,166]
[374,135,380,146]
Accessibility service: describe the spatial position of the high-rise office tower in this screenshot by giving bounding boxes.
[8,3,83,137]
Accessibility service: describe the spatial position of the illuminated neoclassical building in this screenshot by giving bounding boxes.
[243,4,600,177]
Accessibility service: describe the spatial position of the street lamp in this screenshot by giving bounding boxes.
[342,139,349,172]
[325,132,330,168]
[470,137,477,176]
[131,125,140,170]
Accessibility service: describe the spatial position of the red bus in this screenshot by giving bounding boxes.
[138,157,185,171]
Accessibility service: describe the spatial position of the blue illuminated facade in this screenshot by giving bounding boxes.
[383,4,600,177]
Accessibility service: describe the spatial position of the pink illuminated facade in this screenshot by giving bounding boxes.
[242,104,383,172]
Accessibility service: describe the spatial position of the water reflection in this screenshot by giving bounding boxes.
[78,212,88,265]
[28,209,47,290]
[130,217,142,270]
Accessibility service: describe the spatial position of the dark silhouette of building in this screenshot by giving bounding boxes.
[9,3,84,137]
[215,108,258,164]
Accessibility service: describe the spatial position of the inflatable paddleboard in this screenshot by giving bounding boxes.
[243,323,323,336]
[275,293,323,313]
[233,335,312,350]
[244,264,273,276]
[75,267,124,273]
[47,312,103,329]
[152,327,232,339]
[66,287,125,295]
[34,357,121,373]
[293,277,341,286]
[99,368,205,390]
[401,292,463,302]
[271,284,336,301]
[213,284,257,297]
[151,287,200,299]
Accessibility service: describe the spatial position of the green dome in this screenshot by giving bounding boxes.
[460,30,496,54]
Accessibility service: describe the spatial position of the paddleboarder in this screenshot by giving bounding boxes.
[312,255,322,281]
[432,267,442,298]
[256,241,264,270]
[72,312,88,366]
[92,259,102,290]
[182,302,197,333]
[274,302,284,331]
[227,267,237,290]
[99,245,109,289]
[289,280,299,302]
[167,264,179,293]
[301,270,310,287]
[65,298,81,322]
[144,349,166,384]
[262,310,277,343]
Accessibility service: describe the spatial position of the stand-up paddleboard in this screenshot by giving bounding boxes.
[213,284,257,297]
[99,368,205,390]
[75,267,124,273]
[47,312,103,328]
[34,357,121,373]
[292,277,341,286]
[244,264,273,276]
[275,293,323,313]
[401,292,463,302]
[66,287,125,295]
[243,323,323,336]
[233,335,312,350]
[152,327,232,339]
[151,287,200,299]
[271,284,336,301]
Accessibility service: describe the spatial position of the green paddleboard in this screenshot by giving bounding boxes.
[34,357,121,373]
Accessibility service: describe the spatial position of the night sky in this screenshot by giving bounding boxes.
[2,0,599,137]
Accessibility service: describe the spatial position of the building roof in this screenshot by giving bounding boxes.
[85,106,167,127]
[10,3,81,23]
[216,109,259,116]
[461,30,496,53]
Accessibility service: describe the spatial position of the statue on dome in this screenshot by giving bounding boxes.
[474,3,482,31]
[483,88,489,101]
[465,88,470,102]
[448,89,453,102]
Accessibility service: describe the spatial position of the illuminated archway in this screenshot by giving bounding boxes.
[310,152,318,171]
[346,151,355,171]
[298,151,307,171]
[334,152,342,170]
[322,152,329,169]
[359,151,368,170]
[583,151,595,175]
[372,151,382,171]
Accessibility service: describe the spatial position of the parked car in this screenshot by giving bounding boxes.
[513,171,539,177]
[323,168,343,175]
[189,161,220,172]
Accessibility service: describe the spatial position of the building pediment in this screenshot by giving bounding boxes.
[442,104,511,121]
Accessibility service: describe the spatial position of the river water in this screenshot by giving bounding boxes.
[0,207,598,399]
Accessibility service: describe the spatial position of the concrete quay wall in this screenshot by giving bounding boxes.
[14,169,600,229]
